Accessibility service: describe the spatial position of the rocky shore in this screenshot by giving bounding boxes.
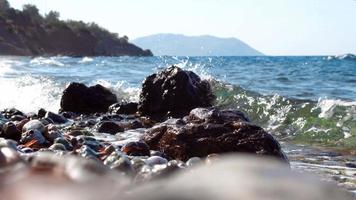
[0,2,152,57]
[0,66,353,199]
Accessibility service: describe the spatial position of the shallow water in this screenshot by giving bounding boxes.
[0,55,355,192]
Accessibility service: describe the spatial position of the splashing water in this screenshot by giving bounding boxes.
[0,55,355,149]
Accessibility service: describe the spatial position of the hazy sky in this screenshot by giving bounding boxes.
[8,0,356,55]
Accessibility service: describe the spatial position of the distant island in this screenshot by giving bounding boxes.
[132,33,263,56]
[0,0,152,57]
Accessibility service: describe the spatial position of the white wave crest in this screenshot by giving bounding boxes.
[0,75,63,113]
[30,57,65,67]
[92,79,140,103]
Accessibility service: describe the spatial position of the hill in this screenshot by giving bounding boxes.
[0,1,152,56]
[132,33,263,56]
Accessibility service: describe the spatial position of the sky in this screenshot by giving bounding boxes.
[8,0,356,56]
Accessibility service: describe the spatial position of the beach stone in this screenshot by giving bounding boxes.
[20,130,47,146]
[146,156,168,166]
[49,143,67,151]
[97,121,124,134]
[10,115,26,121]
[54,137,73,151]
[111,156,133,174]
[144,108,287,162]
[44,125,63,142]
[1,108,24,119]
[37,108,47,118]
[109,102,138,115]
[121,141,150,156]
[45,111,68,124]
[22,120,46,133]
[138,66,215,119]
[1,122,21,141]
[60,82,118,114]
[186,157,202,167]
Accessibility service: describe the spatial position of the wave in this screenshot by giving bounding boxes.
[211,81,356,149]
[0,75,141,113]
[326,53,356,61]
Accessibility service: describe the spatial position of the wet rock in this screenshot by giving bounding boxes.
[78,145,99,160]
[60,82,118,114]
[186,157,202,167]
[37,108,47,118]
[1,108,24,119]
[146,156,168,166]
[22,120,46,133]
[45,111,68,124]
[138,66,215,119]
[97,121,124,134]
[54,137,73,151]
[186,107,250,123]
[111,156,133,174]
[49,143,67,151]
[20,130,47,147]
[129,120,144,129]
[44,125,63,142]
[40,118,54,126]
[15,119,30,132]
[109,102,138,115]
[144,108,287,162]
[1,122,22,141]
[122,141,150,156]
[10,115,26,121]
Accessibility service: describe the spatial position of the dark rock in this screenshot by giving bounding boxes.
[138,66,215,119]
[60,82,118,114]
[1,122,21,141]
[10,115,26,122]
[109,102,138,115]
[45,112,68,124]
[130,120,144,129]
[54,138,73,151]
[186,107,250,123]
[121,141,150,156]
[346,162,356,168]
[37,108,47,118]
[1,108,24,119]
[97,121,124,134]
[40,118,54,126]
[144,108,287,162]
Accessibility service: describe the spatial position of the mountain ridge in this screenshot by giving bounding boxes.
[132,33,263,56]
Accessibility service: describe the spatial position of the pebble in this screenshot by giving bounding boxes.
[1,122,21,141]
[97,121,124,134]
[45,111,68,124]
[121,141,150,156]
[20,130,47,145]
[146,156,168,166]
[22,120,46,133]
[186,157,202,167]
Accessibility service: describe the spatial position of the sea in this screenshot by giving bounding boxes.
[0,55,355,193]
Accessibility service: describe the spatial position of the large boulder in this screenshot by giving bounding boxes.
[144,108,288,162]
[138,66,214,119]
[60,82,118,114]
